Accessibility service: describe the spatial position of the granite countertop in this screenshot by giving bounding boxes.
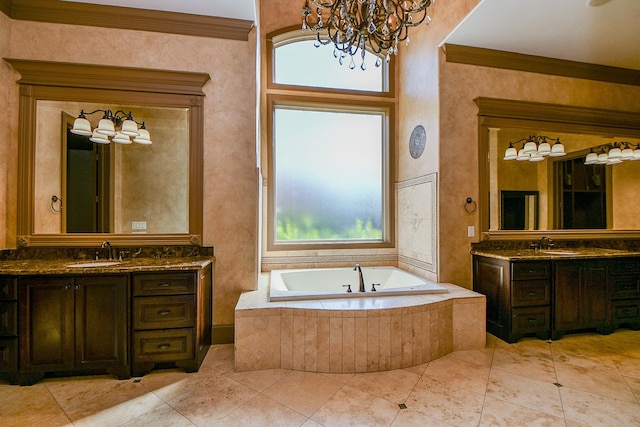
[0,256,214,275]
[470,247,640,261]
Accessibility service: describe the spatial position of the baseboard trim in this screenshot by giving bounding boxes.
[212,324,234,344]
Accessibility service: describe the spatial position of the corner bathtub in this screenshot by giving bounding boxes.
[269,266,448,301]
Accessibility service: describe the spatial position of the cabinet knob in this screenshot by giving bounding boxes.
[157,344,171,350]
[528,291,538,296]
[64,284,71,290]
[157,310,171,316]
[157,283,171,288]
[75,284,81,290]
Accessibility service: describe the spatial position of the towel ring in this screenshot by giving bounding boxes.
[464,197,477,214]
[51,195,63,213]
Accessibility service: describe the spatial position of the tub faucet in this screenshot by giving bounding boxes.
[354,264,365,292]
[101,241,114,260]
[539,236,555,250]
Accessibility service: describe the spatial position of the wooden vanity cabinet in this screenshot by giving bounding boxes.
[473,256,551,343]
[609,258,640,330]
[18,275,129,385]
[0,276,18,383]
[553,260,608,339]
[131,264,211,376]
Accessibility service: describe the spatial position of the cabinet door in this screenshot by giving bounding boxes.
[75,275,128,369]
[20,277,75,372]
[554,262,582,331]
[582,264,608,327]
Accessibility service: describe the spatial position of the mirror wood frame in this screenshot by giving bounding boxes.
[476,97,640,241]
[5,58,210,247]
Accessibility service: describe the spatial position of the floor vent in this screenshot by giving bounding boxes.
[398,403,408,409]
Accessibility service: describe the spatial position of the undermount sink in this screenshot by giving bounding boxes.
[67,261,121,268]
[539,249,579,256]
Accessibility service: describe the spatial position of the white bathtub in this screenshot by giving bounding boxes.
[269,266,448,301]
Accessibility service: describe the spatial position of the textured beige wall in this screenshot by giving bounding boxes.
[439,62,640,289]
[397,0,481,283]
[3,19,258,326]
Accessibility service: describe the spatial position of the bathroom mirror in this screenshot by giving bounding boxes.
[476,97,640,240]
[6,58,210,247]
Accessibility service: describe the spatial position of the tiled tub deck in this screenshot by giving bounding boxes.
[234,274,486,373]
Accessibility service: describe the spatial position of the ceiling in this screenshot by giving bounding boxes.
[62,0,640,72]
[444,0,640,71]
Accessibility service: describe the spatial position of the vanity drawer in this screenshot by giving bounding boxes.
[610,276,640,299]
[133,296,195,330]
[512,262,551,280]
[611,300,640,323]
[609,258,640,275]
[133,273,196,296]
[0,338,18,372]
[511,306,550,333]
[0,277,17,300]
[512,281,550,307]
[0,302,17,336]
[133,329,195,363]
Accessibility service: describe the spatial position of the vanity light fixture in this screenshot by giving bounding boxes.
[301,0,435,70]
[584,142,639,165]
[503,135,566,162]
[71,109,152,145]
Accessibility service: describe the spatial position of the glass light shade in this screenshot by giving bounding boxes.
[112,132,132,144]
[597,152,609,164]
[70,117,93,136]
[584,152,598,165]
[120,119,140,137]
[621,146,634,160]
[89,130,110,144]
[634,146,640,159]
[503,146,517,160]
[516,149,529,161]
[133,128,152,145]
[523,140,537,153]
[549,141,566,157]
[529,153,544,162]
[608,157,622,164]
[537,141,551,156]
[96,118,116,136]
[608,147,622,159]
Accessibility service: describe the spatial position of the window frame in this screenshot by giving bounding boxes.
[266,26,396,98]
[266,96,395,251]
[266,28,396,252]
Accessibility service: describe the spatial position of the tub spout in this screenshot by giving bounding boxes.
[354,264,365,292]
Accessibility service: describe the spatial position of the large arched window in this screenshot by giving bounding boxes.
[266,29,395,250]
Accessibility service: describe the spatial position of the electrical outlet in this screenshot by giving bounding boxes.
[467,225,475,238]
[132,221,147,231]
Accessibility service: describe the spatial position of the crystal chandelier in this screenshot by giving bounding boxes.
[70,109,152,145]
[503,136,566,162]
[301,0,435,70]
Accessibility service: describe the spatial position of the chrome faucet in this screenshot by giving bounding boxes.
[354,264,365,292]
[539,236,554,250]
[101,241,114,260]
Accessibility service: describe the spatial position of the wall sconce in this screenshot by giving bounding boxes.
[584,142,640,165]
[503,135,565,162]
[70,109,152,145]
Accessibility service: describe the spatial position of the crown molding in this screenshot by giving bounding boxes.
[444,44,640,87]
[3,0,253,41]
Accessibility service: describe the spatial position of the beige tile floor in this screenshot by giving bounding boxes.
[1,329,639,426]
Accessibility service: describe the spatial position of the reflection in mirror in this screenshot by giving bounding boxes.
[500,190,538,230]
[35,100,189,235]
[490,128,640,231]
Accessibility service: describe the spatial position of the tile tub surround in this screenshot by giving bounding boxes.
[235,274,486,373]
